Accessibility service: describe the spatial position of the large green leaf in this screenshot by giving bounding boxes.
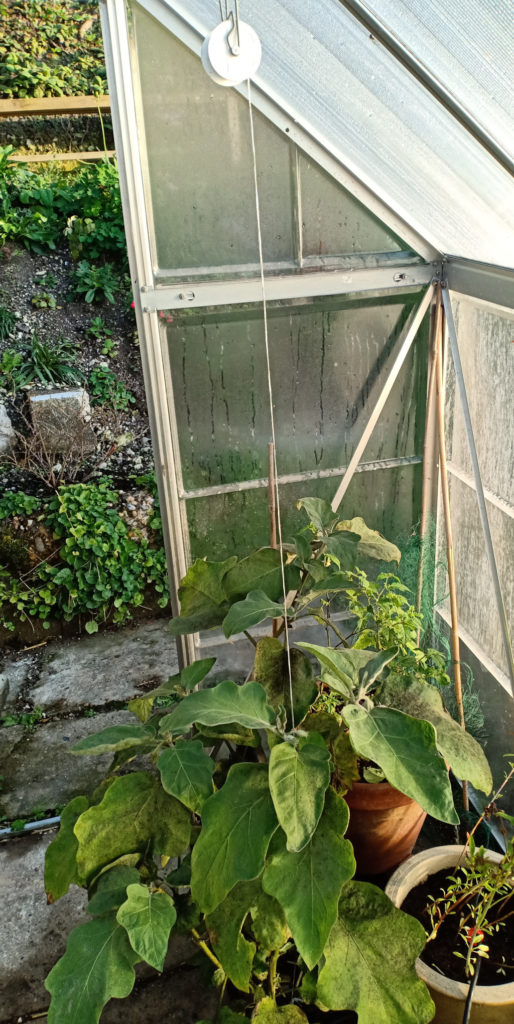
[297,642,378,697]
[223,590,289,639]
[158,740,215,813]
[159,680,277,735]
[169,557,236,634]
[317,881,434,1024]
[205,881,259,991]
[45,913,139,1024]
[336,517,401,564]
[263,788,355,970]
[269,734,331,852]
[253,999,308,1024]
[323,531,360,570]
[297,497,339,535]
[224,548,286,602]
[253,638,317,726]
[45,796,89,901]
[74,772,191,883]
[379,674,492,795]
[129,658,216,722]
[343,704,458,823]
[194,722,260,747]
[87,865,141,916]
[117,883,177,971]
[191,763,278,914]
[71,724,153,757]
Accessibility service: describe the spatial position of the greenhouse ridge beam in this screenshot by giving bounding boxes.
[140,263,435,310]
[337,0,514,180]
[446,259,514,312]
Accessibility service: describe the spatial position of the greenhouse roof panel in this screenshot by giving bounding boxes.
[162,0,514,268]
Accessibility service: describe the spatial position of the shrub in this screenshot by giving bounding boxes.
[69,261,119,304]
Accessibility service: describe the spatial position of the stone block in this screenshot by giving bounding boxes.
[31,619,179,713]
[0,710,133,819]
[0,402,15,454]
[29,388,96,454]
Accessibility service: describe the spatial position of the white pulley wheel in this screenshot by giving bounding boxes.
[201,19,262,86]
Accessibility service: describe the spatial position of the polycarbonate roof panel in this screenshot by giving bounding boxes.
[164,0,514,268]
[363,0,513,163]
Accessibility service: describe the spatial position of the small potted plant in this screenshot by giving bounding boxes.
[169,496,492,872]
[386,766,514,1023]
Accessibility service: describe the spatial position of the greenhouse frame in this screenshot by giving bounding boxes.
[99,0,514,793]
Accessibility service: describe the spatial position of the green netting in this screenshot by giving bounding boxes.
[395,514,486,745]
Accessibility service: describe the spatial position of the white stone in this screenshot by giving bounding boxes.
[0,403,15,454]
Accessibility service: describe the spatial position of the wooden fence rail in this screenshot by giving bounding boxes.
[0,94,110,118]
[0,94,113,162]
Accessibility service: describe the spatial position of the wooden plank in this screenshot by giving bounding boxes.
[0,94,110,118]
[9,150,115,164]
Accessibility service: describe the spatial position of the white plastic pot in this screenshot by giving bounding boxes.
[386,845,514,1024]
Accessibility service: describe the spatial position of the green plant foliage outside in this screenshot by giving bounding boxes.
[43,498,493,1024]
[88,367,135,410]
[69,261,120,304]
[0,480,169,633]
[0,334,82,393]
[0,0,107,98]
[0,304,16,341]
[0,150,125,262]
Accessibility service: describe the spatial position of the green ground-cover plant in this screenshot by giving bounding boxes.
[0,480,168,633]
[87,315,116,357]
[44,657,436,1024]
[0,0,107,98]
[88,366,135,410]
[168,496,492,824]
[0,151,126,262]
[31,290,58,310]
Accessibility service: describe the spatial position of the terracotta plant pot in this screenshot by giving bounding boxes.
[344,780,427,874]
[386,845,514,1024]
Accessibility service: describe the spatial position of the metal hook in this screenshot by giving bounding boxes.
[227,0,241,55]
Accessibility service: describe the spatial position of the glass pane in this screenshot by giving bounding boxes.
[131,3,294,273]
[185,464,422,561]
[165,292,428,492]
[447,294,514,504]
[437,476,513,681]
[299,154,407,257]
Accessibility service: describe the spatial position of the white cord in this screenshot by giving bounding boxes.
[247,80,295,728]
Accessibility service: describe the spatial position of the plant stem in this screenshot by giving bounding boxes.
[297,611,349,647]
[191,928,224,971]
[268,948,280,999]
[244,630,258,648]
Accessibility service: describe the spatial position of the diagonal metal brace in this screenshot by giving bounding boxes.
[331,282,435,512]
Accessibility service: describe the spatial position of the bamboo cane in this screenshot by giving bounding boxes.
[434,285,468,811]
[268,442,279,637]
[416,301,439,644]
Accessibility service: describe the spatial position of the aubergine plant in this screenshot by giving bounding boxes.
[44,498,491,1024]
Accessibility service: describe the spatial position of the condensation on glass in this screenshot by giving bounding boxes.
[437,293,514,681]
[129,2,411,280]
[162,290,428,560]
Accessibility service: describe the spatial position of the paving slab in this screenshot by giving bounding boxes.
[0,830,87,1022]
[31,620,179,713]
[0,830,209,1024]
[1,710,133,819]
[0,651,41,709]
